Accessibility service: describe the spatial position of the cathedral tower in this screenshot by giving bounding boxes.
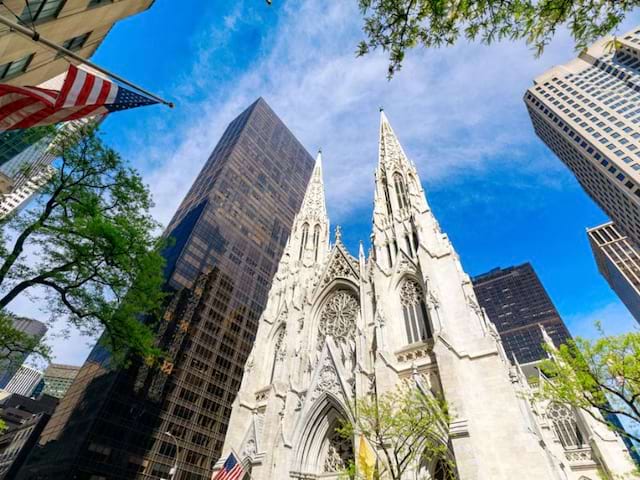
[215,113,635,479]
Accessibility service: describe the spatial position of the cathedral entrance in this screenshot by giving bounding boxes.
[292,395,354,479]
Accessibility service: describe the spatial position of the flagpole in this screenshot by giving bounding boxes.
[0,14,174,108]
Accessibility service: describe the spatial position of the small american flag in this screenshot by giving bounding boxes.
[0,65,158,131]
[212,453,246,480]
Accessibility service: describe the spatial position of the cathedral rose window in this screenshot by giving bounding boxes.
[318,290,358,347]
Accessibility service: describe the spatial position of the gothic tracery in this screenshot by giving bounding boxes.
[317,290,358,348]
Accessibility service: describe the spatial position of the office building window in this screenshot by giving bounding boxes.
[61,32,91,53]
[20,0,65,23]
[0,54,34,80]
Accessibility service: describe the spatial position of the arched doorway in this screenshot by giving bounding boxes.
[292,394,354,479]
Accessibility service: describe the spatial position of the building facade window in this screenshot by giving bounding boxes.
[20,0,65,23]
[313,224,320,262]
[382,175,393,215]
[547,403,585,449]
[0,54,34,80]
[399,279,432,344]
[299,223,309,260]
[394,173,409,210]
[61,32,91,53]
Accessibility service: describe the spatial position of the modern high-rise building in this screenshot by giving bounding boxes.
[471,263,572,363]
[4,366,42,397]
[35,363,81,400]
[18,98,315,480]
[525,27,640,246]
[0,318,46,389]
[0,0,154,86]
[0,393,58,480]
[588,222,640,323]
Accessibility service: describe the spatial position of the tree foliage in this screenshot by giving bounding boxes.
[338,385,453,480]
[0,310,50,367]
[0,125,167,365]
[538,326,640,445]
[357,0,640,78]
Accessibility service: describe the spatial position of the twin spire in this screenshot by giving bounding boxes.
[297,150,327,223]
[291,111,424,263]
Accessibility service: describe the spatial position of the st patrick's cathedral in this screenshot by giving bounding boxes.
[213,112,636,479]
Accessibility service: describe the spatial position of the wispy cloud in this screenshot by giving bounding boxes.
[124,2,640,228]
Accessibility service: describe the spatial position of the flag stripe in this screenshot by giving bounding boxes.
[0,64,159,131]
[0,96,41,123]
[75,72,95,106]
[55,65,78,109]
[86,77,104,105]
[65,68,87,107]
[10,104,56,130]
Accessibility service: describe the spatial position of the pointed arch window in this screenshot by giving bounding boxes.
[547,403,585,449]
[405,234,413,256]
[299,223,309,260]
[399,279,432,344]
[270,325,287,383]
[313,224,321,262]
[382,174,393,215]
[394,173,409,210]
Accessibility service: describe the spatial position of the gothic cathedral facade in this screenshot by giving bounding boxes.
[214,112,636,479]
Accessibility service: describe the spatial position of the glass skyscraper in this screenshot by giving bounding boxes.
[525,27,640,246]
[18,98,314,480]
[471,263,572,363]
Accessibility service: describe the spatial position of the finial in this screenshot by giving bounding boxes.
[335,225,342,244]
[318,147,322,154]
[379,106,384,112]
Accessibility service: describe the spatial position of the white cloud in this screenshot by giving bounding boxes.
[121,1,640,226]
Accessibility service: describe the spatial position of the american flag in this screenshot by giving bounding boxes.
[212,453,246,480]
[0,65,158,131]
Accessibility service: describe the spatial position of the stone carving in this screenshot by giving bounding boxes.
[321,251,358,288]
[317,291,358,348]
[242,438,257,459]
[400,279,423,307]
[323,429,354,472]
[311,356,342,402]
[566,448,593,463]
[299,160,326,222]
[274,326,287,360]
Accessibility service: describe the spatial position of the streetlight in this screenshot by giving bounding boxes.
[164,431,181,480]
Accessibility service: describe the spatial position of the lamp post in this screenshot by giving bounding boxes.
[164,431,181,480]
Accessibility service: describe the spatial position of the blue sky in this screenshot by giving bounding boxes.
[13,0,640,364]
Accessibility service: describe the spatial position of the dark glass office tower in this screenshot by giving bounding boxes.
[18,98,314,480]
[471,263,572,364]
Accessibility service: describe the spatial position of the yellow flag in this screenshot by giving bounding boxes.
[358,434,376,480]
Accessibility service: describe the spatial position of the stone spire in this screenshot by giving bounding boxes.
[378,110,413,174]
[371,111,431,268]
[298,151,327,224]
[285,150,330,267]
